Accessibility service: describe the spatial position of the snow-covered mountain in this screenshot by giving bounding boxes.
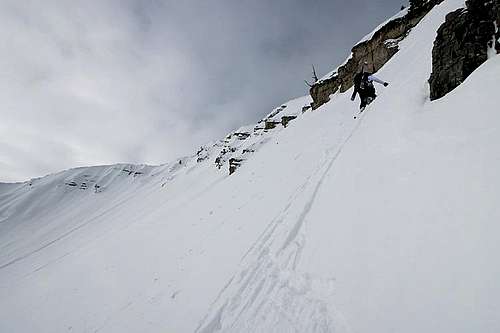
[1,1,499,332]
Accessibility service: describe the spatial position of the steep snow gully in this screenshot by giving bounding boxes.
[1,0,500,332]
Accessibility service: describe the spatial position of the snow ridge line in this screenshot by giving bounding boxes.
[0,178,162,272]
[0,164,210,273]
[0,197,132,271]
[196,112,366,333]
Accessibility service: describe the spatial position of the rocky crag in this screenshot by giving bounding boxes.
[309,0,445,110]
[429,0,500,100]
[214,97,309,174]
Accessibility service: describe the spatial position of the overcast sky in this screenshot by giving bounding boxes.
[0,0,405,182]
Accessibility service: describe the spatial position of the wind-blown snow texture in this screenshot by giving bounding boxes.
[1,0,499,332]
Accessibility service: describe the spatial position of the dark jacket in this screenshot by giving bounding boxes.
[351,72,386,100]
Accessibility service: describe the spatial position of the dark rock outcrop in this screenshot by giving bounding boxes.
[429,0,500,100]
[264,120,281,130]
[234,132,251,140]
[281,115,297,128]
[310,0,444,110]
[229,158,243,175]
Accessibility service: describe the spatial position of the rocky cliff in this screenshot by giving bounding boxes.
[429,0,500,100]
[309,0,445,110]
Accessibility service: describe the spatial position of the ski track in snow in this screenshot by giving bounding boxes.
[196,112,367,333]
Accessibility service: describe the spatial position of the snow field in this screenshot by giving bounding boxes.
[2,0,500,332]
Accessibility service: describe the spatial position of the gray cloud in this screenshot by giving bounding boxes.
[0,0,405,182]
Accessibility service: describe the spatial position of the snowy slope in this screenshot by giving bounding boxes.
[2,0,500,332]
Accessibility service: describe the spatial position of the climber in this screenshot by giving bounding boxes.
[351,64,389,112]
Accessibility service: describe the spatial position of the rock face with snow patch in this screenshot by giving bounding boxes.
[429,0,500,100]
[214,98,310,174]
[309,0,445,110]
